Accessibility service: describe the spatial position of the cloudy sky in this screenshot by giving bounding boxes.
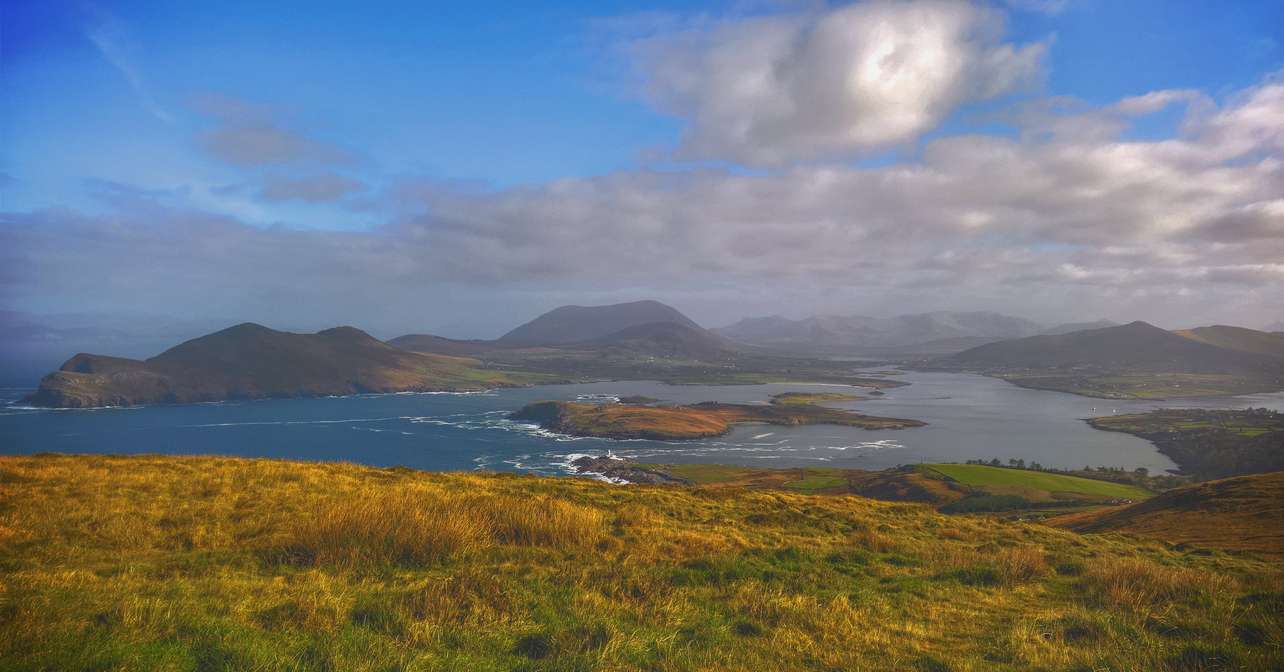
[3,0,1283,344]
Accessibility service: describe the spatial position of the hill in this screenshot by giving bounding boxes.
[1051,471,1284,558]
[1041,319,1118,335]
[3,453,1280,671]
[385,333,514,357]
[586,321,736,360]
[498,300,701,345]
[939,321,1283,398]
[24,323,518,407]
[946,321,1271,372]
[716,311,1042,355]
[1174,325,1284,359]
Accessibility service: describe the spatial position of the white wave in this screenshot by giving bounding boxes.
[751,432,775,439]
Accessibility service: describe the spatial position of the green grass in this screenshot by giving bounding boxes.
[642,462,759,484]
[923,464,1151,500]
[2,454,1281,671]
[781,470,848,493]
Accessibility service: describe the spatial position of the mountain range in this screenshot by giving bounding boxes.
[21,299,1284,407]
[24,323,515,408]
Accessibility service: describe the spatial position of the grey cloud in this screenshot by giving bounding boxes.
[202,124,353,167]
[258,174,366,203]
[195,94,354,167]
[633,0,1046,165]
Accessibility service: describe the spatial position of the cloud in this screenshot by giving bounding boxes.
[632,0,1046,165]
[85,6,173,124]
[4,76,1283,331]
[258,174,365,203]
[194,95,354,167]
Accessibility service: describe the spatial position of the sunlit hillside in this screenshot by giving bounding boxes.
[1,454,1280,671]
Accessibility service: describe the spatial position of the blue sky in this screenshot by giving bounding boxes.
[6,1,1279,208]
[2,0,1283,350]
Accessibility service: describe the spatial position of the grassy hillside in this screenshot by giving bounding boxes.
[1051,472,1284,558]
[924,464,1151,500]
[3,454,1282,671]
[643,464,970,503]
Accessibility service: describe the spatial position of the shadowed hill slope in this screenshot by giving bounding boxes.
[498,300,701,345]
[586,321,736,360]
[25,323,514,407]
[1174,325,1284,360]
[1051,471,1284,558]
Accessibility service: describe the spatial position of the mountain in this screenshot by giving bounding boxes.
[0,310,230,386]
[1265,320,1284,333]
[715,311,1042,354]
[943,321,1276,373]
[1041,319,1118,335]
[25,323,514,408]
[1174,325,1284,360]
[1051,471,1284,558]
[498,300,701,346]
[585,321,735,360]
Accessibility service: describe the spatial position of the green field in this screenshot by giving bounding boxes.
[923,464,1151,500]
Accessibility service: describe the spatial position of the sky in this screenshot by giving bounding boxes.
[2,0,1283,348]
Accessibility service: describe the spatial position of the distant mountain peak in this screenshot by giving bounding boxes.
[498,300,700,345]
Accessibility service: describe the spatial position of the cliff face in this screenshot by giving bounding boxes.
[25,323,516,408]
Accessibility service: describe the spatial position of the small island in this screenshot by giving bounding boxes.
[768,391,865,405]
[509,392,924,440]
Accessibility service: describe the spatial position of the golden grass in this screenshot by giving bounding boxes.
[1080,557,1236,609]
[1,454,1281,671]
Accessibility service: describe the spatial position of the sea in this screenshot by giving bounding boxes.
[4,370,1283,477]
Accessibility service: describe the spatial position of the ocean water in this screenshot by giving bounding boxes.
[3,371,1282,476]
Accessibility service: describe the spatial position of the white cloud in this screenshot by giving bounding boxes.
[85,7,173,124]
[5,75,1283,331]
[633,0,1046,165]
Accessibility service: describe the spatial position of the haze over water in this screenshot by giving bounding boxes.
[6,371,1282,476]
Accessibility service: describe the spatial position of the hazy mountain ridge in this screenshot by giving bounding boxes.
[715,311,1044,353]
[944,321,1276,373]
